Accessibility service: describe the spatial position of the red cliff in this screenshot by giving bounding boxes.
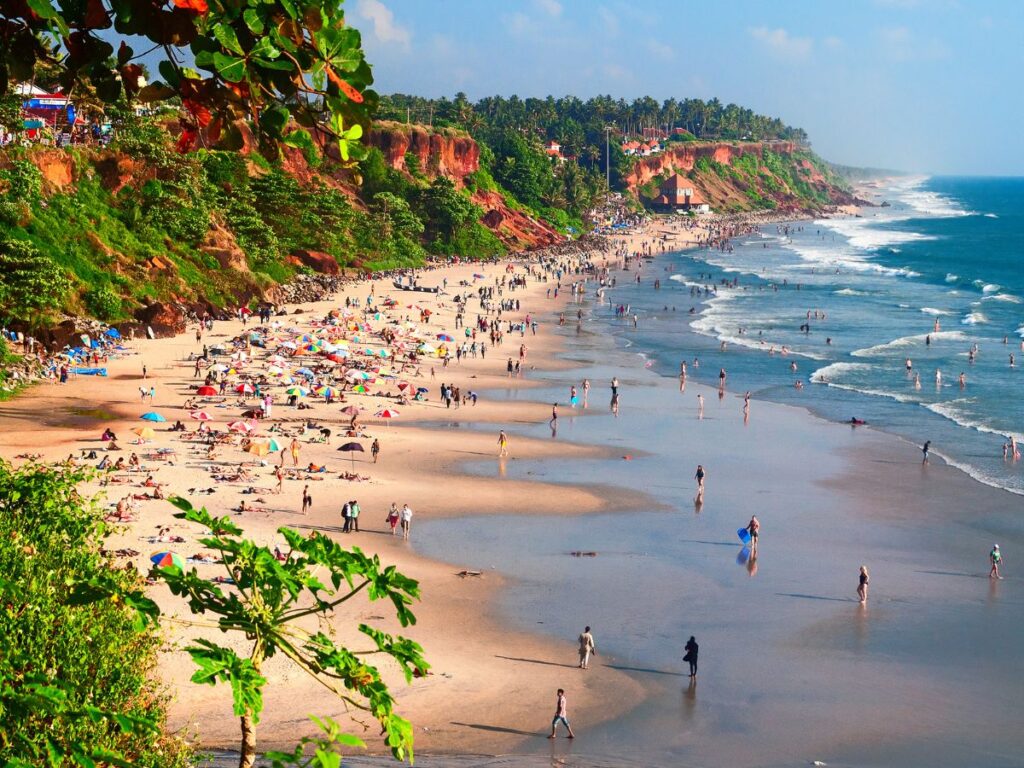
[624,140,797,190]
[366,121,479,184]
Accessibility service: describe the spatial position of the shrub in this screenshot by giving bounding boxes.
[84,284,123,321]
[0,461,191,767]
[0,237,73,325]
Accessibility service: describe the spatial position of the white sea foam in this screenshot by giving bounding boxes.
[809,361,874,382]
[984,213,998,218]
[785,240,921,277]
[945,273,959,283]
[689,296,825,360]
[923,399,1024,445]
[890,177,973,217]
[981,293,1021,304]
[920,307,951,316]
[961,311,988,325]
[981,283,1001,294]
[815,216,935,251]
[851,330,968,357]
[834,288,869,296]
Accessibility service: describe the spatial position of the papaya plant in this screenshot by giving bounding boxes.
[157,497,427,768]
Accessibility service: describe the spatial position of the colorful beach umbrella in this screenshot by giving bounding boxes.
[133,426,156,439]
[246,442,271,457]
[375,409,399,419]
[285,386,310,397]
[150,551,185,570]
[190,410,212,421]
[235,383,255,394]
[228,421,253,433]
[196,385,217,396]
[140,412,166,422]
[350,384,367,394]
[436,334,454,342]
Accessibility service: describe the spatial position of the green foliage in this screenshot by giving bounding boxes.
[0,461,188,767]
[2,0,376,157]
[158,497,427,766]
[0,237,72,325]
[84,283,123,321]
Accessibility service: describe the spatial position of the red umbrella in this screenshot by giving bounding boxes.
[228,421,253,433]
[190,410,212,421]
[235,383,255,394]
[396,381,411,391]
[196,385,217,396]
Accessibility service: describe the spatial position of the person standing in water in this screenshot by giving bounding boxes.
[684,636,699,678]
[497,430,509,457]
[548,689,575,739]
[747,515,760,550]
[697,393,704,419]
[990,544,1003,579]
[921,440,931,464]
[694,464,706,501]
[857,565,870,603]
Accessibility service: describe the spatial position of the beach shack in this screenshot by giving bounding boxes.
[651,173,711,213]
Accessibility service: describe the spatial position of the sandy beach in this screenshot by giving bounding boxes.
[0,220,703,757]
[3,209,1021,768]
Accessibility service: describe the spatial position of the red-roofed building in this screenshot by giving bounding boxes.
[544,140,565,161]
[652,174,711,212]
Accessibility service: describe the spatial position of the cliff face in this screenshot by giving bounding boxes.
[367,121,562,249]
[366,121,479,183]
[624,140,797,190]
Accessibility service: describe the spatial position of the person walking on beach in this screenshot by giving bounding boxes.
[578,626,596,669]
[697,393,704,419]
[498,430,509,457]
[301,484,311,515]
[548,689,575,739]
[371,438,380,464]
[400,503,413,539]
[857,565,870,603]
[274,465,284,494]
[349,499,360,533]
[747,515,760,550]
[341,500,352,533]
[989,544,1003,580]
[921,440,931,464]
[684,636,699,678]
[386,502,400,535]
[290,437,301,467]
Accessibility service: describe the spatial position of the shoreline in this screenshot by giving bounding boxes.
[4,202,1018,765]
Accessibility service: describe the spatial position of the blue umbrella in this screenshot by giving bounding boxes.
[141,412,166,422]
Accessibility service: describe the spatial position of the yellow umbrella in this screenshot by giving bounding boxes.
[246,442,271,457]
[133,426,155,439]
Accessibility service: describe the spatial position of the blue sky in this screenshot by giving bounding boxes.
[351,0,1024,175]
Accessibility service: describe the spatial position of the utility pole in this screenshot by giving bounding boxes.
[602,125,610,204]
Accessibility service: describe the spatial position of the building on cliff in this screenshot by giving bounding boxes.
[652,173,710,213]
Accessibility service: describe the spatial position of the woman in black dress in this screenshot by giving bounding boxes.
[684,636,699,678]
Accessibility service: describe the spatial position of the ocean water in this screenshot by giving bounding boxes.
[608,176,1024,494]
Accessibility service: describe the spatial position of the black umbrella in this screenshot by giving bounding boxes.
[338,442,364,468]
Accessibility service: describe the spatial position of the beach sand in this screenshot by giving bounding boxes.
[3,212,1020,768]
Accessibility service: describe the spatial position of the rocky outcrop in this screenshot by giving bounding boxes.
[199,219,249,272]
[28,149,74,191]
[366,121,479,184]
[472,190,563,249]
[134,301,186,336]
[286,249,340,275]
[624,140,797,190]
[94,152,156,194]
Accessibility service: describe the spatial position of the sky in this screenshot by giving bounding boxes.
[351,0,1024,175]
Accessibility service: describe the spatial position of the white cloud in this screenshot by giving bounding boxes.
[647,39,674,60]
[748,26,813,60]
[877,25,949,60]
[354,0,411,47]
[597,5,619,37]
[533,0,563,17]
[822,35,845,50]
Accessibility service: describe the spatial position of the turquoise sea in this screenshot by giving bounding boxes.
[618,176,1024,495]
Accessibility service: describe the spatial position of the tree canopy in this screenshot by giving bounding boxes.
[0,0,376,156]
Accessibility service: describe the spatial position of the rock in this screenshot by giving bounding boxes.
[286,249,340,275]
[199,220,249,272]
[94,152,156,194]
[29,149,74,191]
[134,301,186,336]
[365,121,480,186]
